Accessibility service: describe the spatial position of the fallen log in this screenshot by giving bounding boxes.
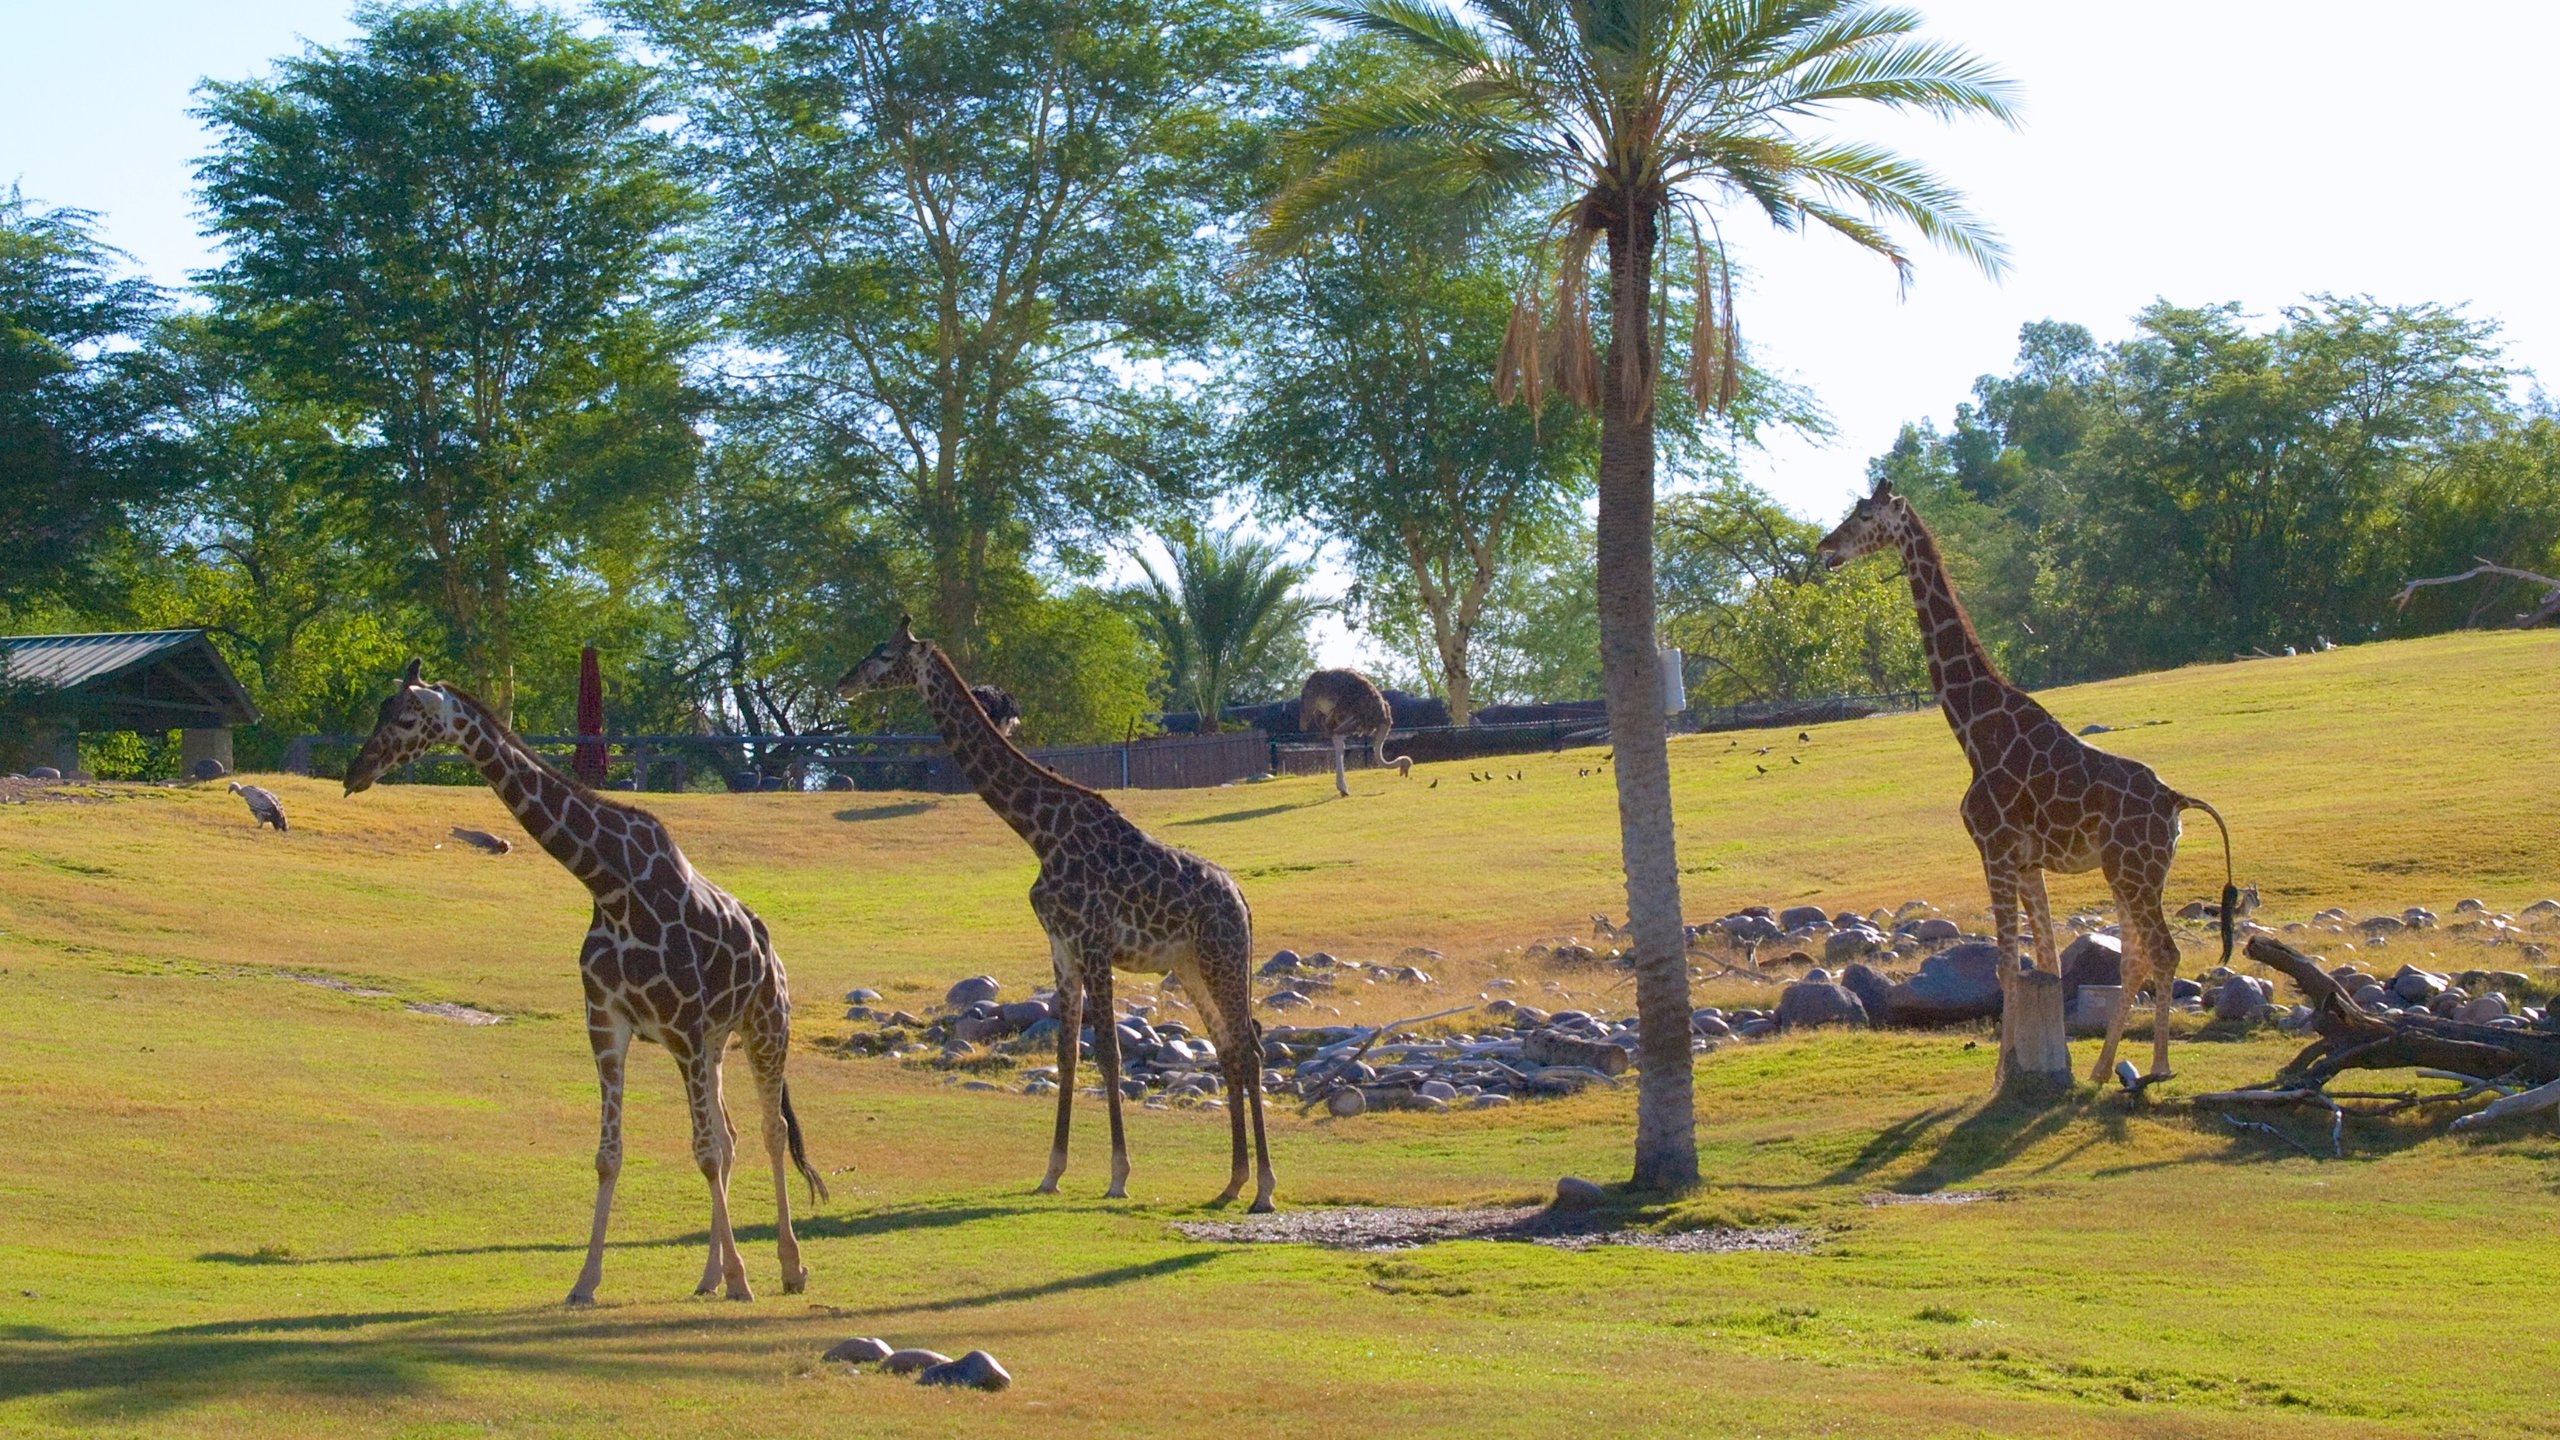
[1518,1030,1633,1076]
[2245,935,2560,1085]
[2449,1076,2560,1133]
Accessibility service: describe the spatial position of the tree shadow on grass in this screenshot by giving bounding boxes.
[832,801,937,823]
[1816,1104,1967,1188]
[1892,1093,2091,1193]
[818,1250,1225,1318]
[1170,798,1331,827]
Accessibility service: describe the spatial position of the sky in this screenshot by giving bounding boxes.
[8,1,2558,668]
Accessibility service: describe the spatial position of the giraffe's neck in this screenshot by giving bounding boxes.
[443,689,634,894]
[1889,512,2022,771]
[915,646,1105,856]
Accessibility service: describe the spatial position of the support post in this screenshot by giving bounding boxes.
[1998,966,2073,1097]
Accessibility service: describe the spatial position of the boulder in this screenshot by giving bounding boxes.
[1775,980,1869,1030]
[2359,915,2407,935]
[944,975,1001,1008]
[1260,990,1312,1011]
[27,766,61,781]
[1553,1175,1605,1210]
[1823,928,1885,966]
[1722,913,1784,944]
[2523,899,2560,920]
[881,1348,951,1376]
[917,1350,1012,1392]
[2402,907,2438,930]
[2352,983,2393,1009]
[2068,985,2123,1035]
[1000,999,1052,1030]
[2389,965,2450,1003]
[1778,904,1830,931]
[1906,917,1962,944]
[2457,993,2512,1025]
[190,757,228,780]
[2455,898,2489,915]
[2059,932,2123,998]
[823,1336,894,1364]
[2171,977,2204,1002]
[1326,1087,1366,1117]
[1891,941,2005,1027]
[2212,975,2267,1023]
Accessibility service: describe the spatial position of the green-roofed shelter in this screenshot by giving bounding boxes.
[0,629,260,776]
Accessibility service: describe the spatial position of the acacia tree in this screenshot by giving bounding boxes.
[1262,0,2012,1190]
[197,1,702,718]
[617,0,1292,666]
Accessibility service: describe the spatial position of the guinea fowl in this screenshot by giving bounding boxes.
[228,781,287,832]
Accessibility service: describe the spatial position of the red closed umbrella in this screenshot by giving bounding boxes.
[575,645,608,785]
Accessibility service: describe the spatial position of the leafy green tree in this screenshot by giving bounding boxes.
[1361,515,1599,705]
[1262,0,2013,1190]
[196,0,702,719]
[615,0,1292,665]
[0,190,177,610]
[1657,481,1920,704]
[1129,533,1321,730]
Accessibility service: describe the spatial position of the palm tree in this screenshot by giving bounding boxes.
[1256,0,2014,1190]
[1133,534,1323,732]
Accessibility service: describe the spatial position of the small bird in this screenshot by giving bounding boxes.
[1510,769,1523,781]
[1428,777,1439,789]
[229,781,287,832]
[1754,746,1771,756]
[450,826,513,855]
[1600,750,1613,762]
[1798,731,1811,743]
[1754,764,1767,775]
[1790,755,1802,766]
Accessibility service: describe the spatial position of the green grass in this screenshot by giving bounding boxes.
[5,631,2560,1437]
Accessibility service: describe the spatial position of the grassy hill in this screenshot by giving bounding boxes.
[4,630,2558,1437]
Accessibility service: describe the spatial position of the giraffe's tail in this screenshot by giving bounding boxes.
[780,1081,826,1206]
[2178,794,2239,968]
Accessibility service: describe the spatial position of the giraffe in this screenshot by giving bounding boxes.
[343,660,825,1303]
[1297,669,1412,798]
[837,618,1275,1211]
[1816,478,2237,1084]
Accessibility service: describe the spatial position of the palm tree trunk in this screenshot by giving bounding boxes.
[1596,197,1698,1192]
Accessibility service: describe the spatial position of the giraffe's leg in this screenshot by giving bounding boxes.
[680,1039,753,1301]
[2129,887,2182,1082]
[2019,869,2061,975]
[1207,919,1276,1212]
[1984,857,2025,1079]
[566,1005,629,1306]
[1330,735,1349,797]
[2091,865,2152,1083]
[747,1002,806,1296]
[1086,959,1131,1199]
[1036,935,1081,1195]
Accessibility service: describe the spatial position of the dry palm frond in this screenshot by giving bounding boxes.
[1547,223,1600,410]
[1493,266,1543,414]
[1684,210,1742,415]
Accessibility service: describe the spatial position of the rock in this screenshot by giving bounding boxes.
[1000,999,1052,1030]
[1261,990,1312,1011]
[917,1350,1012,1392]
[1776,980,1868,1030]
[1778,904,1830,931]
[845,987,882,1003]
[27,766,61,781]
[2352,983,2392,1008]
[2171,977,2204,1002]
[944,975,1000,1008]
[190,757,228,780]
[2359,915,2407,934]
[1417,1079,1458,1102]
[1552,1176,1605,1210]
[823,1336,894,1364]
[2068,985,2123,1035]
[2389,965,2449,1003]
[1471,1092,1511,1108]
[1691,1013,1733,1038]
[1906,917,1962,944]
[2523,899,2560,920]
[2457,993,2512,1025]
[1260,949,1301,976]
[2456,898,2489,915]
[1823,928,1884,966]
[953,1013,1016,1044]
[881,1348,951,1375]
[1326,1087,1367,1117]
[2213,975,2266,1022]
[1721,913,1784,944]
[1889,942,2005,1026]
[2059,932,2123,997]
[2402,907,2438,929]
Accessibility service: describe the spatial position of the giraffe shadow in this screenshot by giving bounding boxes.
[816,1250,1224,1318]
[832,801,937,822]
[1817,1103,1968,1188]
[195,1202,1028,1269]
[1894,1093,2092,1192]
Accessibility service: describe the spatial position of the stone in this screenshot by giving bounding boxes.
[1326,1087,1367,1117]
[2523,899,2560,920]
[1000,999,1052,1030]
[845,987,882,1003]
[1417,1079,1458,1102]
[881,1348,950,1375]
[1893,942,2005,1026]
[27,766,61,781]
[190,757,228,780]
[944,975,1000,1008]
[2068,985,2123,1035]
[1722,913,1784,944]
[2457,993,2512,1025]
[1261,990,1312,1011]
[2359,915,2407,934]
[1779,904,1830,931]
[2171,977,2204,1002]
[2352,983,2393,1009]
[1553,1175,1605,1210]
[2389,965,2450,1003]
[917,1350,1012,1392]
[823,1336,894,1364]
[2213,975,2266,1022]
[1906,917,1962,944]
[1823,928,1884,966]
[1471,1092,1512,1108]
[1260,949,1301,976]
[2059,932,2124,998]
[1775,980,1869,1030]
[2456,898,2489,915]
[1691,1013,1733,1038]
[2402,907,2438,929]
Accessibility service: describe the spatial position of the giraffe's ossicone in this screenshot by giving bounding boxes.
[1818,480,2239,1088]
[838,618,1277,1211]
[346,659,827,1303]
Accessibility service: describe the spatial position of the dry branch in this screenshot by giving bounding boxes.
[2392,558,2560,627]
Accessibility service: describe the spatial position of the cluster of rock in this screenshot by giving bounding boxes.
[820,1336,1010,1391]
[1255,947,1440,1012]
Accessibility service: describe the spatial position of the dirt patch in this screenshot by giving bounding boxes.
[405,1000,506,1025]
[1174,1205,1811,1254]
[273,971,505,1024]
[0,778,123,805]
[1864,1189,2000,1207]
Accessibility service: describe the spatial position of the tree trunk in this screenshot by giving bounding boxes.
[1997,966,2072,1097]
[1597,197,1696,1192]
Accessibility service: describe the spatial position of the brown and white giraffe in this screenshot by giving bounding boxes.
[1817,479,2237,1084]
[1297,669,1412,798]
[344,660,825,1302]
[838,619,1275,1210]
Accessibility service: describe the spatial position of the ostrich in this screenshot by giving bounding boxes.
[228,781,287,832]
[970,684,1022,738]
[1296,669,1411,797]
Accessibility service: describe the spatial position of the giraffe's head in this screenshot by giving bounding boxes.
[344,659,467,795]
[834,615,928,702]
[1815,477,1906,572]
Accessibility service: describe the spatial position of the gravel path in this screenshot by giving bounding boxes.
[1174,1206,1810,1254]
